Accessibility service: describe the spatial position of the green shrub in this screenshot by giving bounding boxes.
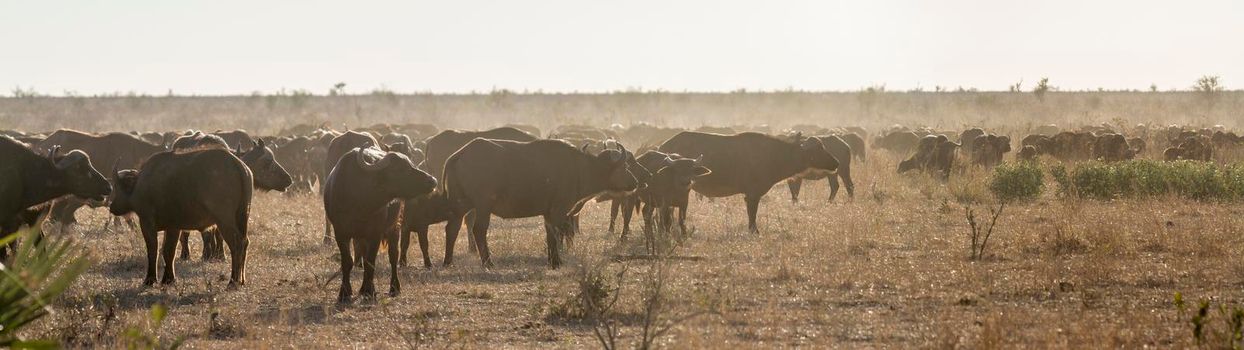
[1062,160,1244,201]
[988,161,1044,202]
[0,224,90,348]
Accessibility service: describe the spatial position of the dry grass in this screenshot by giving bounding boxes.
[2,90,1243,134]
[11,146,1243,348]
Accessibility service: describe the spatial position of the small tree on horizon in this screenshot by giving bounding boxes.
[1033,77,1053,102]
[1193,75,1223,110]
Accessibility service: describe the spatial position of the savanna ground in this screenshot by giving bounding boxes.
[6,91,1244,348]
[16,151,1244,348]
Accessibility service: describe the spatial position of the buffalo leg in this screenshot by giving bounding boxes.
[641,203,656,254]
[416,225,432,268]
[542,215,566,268]
[335,235,354,303]
[828,175,841,201]
[841,170,855,199]
[399,225,412,266]
[358,239,380,300]
[677,204,689,239]
[465,211,477,254]
[213,229,226,259]
[220,224,248,287]
[177,231,192,261]
[159,231,179,285]
[786,178,803,203]
[745,194,762,234]
[608,200,620,233]
[472,210,494,268]
[443,212,464,267]
[386,228,401,297]
[141,223,159,286]
[620,197,635,240]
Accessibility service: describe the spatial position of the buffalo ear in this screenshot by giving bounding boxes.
[692,166,712,177]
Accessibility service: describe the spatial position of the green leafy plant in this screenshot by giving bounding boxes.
[0,224,90,348]
[1060,160,1244,201]
[989,161,1044,202]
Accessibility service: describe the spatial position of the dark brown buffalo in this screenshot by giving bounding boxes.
[1017,145,1040,161]
[442,139,638,268]
[960,128,985,157]
[873,131,920,155]
[422,127,539,180]
[898,135,959,180]
[1049,131,1096,161]
[970,134,1011,167]
[1164,135,1213,161]
[212,130,254,151]
[324,147,436,302]
[108,149,253,286]
[832,132,867,163]
[631,151,710,253]
[1021,134,1054,156]
[398,192,453,268]
[1,137,111,258]
[172,131,228,150]
[1127,137,1147,155]
[786,135,855,202]
[173,134,292,260]
[322,131,382,244]
[659,132,838,233]
[272,136,316,192]
[308,130,341,190]
[1091,133,1135,162]
[36,130,165,226]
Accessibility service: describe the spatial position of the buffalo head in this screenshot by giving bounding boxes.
[108,168,139,216]
[48,147,111,202]
[656,154,712,188]
[591,143,639,195]
[355,147,437,199]
[238,138,294,191]
[798,137,839,174]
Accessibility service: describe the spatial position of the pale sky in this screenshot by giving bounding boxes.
[1,0,1241,95]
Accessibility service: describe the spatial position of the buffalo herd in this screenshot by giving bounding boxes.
[2,121,1243,302]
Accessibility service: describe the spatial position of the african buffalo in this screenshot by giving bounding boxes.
[36,130,164,226]
[324,147,436,302]
[786,135,855,202]
[898,135,959,180]
[442,139,638,268]
[108,149,253,286]
[321,131,382,244]
[423,127,539,180]
[633,151,710,253]
[970,134,1011,167]
[659,132,838,233]
[1091,133,1135,162]
[960,128,986,156]
[873,131,920,155]
[1,137,111,258]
